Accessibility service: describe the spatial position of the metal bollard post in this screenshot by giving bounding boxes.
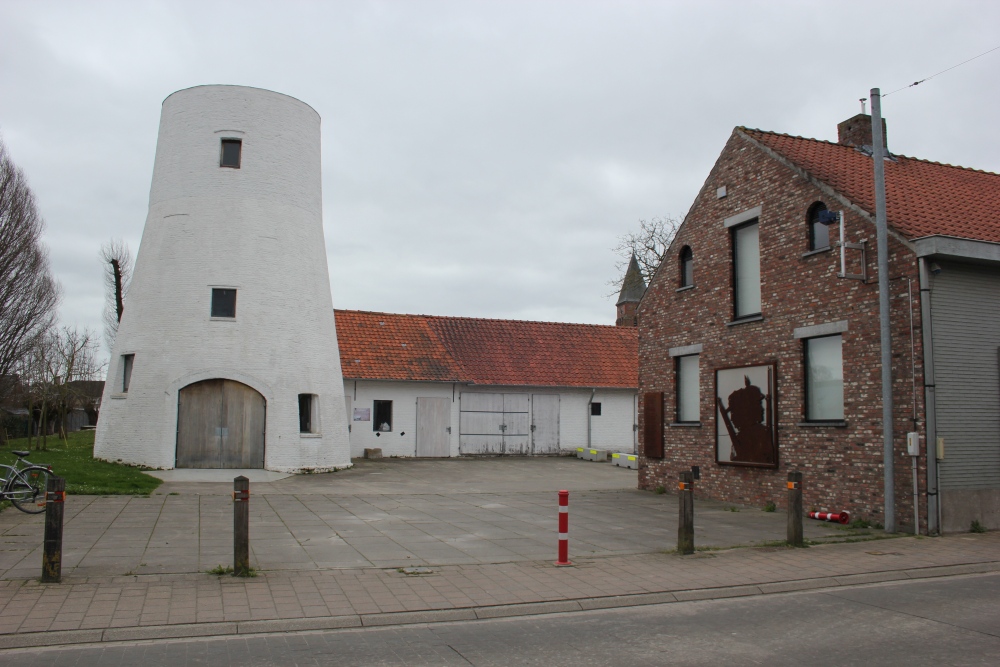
[233,476,250,576]
[787,471,803,547]
[42,476,65,583]
[555,490,572,566]
[678,471,694,555]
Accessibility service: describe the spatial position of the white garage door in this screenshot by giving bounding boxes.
[460,392,529,455]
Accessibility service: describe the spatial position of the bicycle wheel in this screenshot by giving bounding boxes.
[5,466,52,514]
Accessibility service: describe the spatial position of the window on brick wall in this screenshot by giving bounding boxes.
[373,400,393,432]
[808,202,831,251]
[732,220,761,318]
[590,402,602,416]
[675,354,700,423]
[804,334,844,420]
[220,139,242,168]
[679,246,694,287]
[211,288,237,318]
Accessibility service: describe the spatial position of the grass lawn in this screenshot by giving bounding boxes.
[1,430,161,496]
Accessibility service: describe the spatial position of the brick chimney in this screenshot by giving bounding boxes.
[838,113,887,149]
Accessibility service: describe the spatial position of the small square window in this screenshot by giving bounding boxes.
[220,139,242,168]
[590,402,602,416]
[211,288,237,318]
[299,394,319,434]
[121,354,134,393]
[373,400,392,432]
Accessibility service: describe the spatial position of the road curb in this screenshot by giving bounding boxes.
[1,560,998,650]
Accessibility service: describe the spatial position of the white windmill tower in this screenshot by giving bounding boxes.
[95,85,351,472]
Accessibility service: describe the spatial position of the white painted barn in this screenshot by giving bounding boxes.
[95,85,351,472]
[335,310,639,458]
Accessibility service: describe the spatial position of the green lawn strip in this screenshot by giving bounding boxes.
[2,431,161,496]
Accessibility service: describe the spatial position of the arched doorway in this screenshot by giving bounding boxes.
[176,379,266,468]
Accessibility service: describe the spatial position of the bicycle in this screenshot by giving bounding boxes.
[0,451,54,514]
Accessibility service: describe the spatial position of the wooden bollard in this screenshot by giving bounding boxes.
[42,476,65,583]
[678,471,694,555]
[787,471,803,547]
[233,476,250,576]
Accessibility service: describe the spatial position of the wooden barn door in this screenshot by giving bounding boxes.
[416,397,450,457]
[176,379,266,468]
[530,394,560,454]
[459,392,529,455]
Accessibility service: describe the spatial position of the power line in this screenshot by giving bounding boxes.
[883,44,1000,97]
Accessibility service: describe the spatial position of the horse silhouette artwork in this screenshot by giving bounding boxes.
[716,370,775,466]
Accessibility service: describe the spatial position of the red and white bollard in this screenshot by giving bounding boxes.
[555,489,572,566]
[809,510,850,525]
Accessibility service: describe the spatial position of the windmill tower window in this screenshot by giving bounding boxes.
[211,288,237,318]
[220,139,242,168]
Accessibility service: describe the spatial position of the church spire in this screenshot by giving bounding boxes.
[615,254,646,327]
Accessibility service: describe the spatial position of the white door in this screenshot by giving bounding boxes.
[503,393,530,454]
[460,393,504,454]
[460,392,530,455]
[531,394,560,454]
[416,397,450,457]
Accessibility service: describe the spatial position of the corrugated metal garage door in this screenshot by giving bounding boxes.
[459,393,529,455]
[931,261,1000,491]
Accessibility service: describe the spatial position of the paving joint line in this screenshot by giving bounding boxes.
[0,559,997,650]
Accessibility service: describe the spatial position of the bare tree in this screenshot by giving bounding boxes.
[48,327,103,441]
[0,137,59,406]
[18,333,54,450]
[100,238,132,350]
[608,215,680,294]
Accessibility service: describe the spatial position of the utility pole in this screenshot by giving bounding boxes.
[870,88,895,533]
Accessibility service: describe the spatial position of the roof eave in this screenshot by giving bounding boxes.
[912,235,1000,266]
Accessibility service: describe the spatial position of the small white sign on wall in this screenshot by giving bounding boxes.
[353,408,371,422]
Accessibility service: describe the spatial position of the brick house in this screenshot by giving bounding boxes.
[337,310,638,459]
[638,114,1000,533]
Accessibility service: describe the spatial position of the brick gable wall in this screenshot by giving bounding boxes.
[637,130,927,528]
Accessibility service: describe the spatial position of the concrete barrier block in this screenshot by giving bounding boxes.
[611,453,638,469]
[364,448,383,460]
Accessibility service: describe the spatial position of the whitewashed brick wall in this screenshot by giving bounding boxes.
[95,85,351,472]
[344,381,636,458]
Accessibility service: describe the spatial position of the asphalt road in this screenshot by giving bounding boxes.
[2,572,998,666]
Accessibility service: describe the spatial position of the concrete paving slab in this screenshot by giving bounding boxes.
[146,469,293,483]
[0,457,930,585]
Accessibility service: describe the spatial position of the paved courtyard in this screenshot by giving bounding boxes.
[0,457,843,580]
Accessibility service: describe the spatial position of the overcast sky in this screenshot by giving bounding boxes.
[1,0,998,350]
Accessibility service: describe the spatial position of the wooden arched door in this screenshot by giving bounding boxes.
[176,379,266,468]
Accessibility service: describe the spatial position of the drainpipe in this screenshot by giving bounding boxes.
[587,388,596,448]
[918,258,941,534]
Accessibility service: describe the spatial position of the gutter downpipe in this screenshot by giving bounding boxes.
[587,388,596,449]
[918,258,941,535]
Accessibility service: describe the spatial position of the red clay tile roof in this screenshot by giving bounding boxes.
[741,128,1000,244]
[335,310,638,388]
